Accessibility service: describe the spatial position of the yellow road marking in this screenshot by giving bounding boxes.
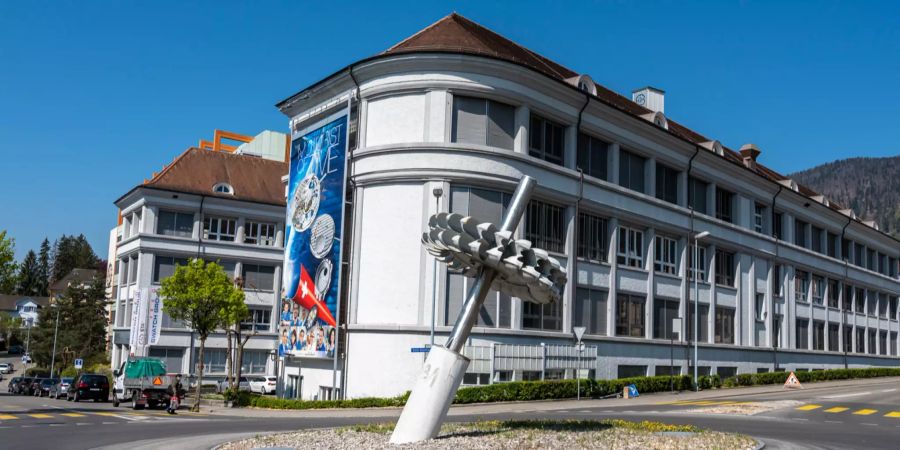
[92,412,120,417]
[0,414,18,420]
[28,414,53,419]
[61,413,86,417]
[853,409,878,415]
[824,407,849,413]
[796,404,822,411]
[884,411,900,418]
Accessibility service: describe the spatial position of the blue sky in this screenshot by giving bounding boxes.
[1,1,899,260]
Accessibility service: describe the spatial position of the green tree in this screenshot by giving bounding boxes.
[51,234,99,282]
[0,312,23,350]
[220,281,251,390]
[0,230,17,294]
[30,276,108,375]
[37,238,51,296]
[16,250,41,296]
[159,259,244,411]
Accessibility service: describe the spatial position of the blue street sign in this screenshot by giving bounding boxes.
[74,358,83,369]
[410,347,431,353]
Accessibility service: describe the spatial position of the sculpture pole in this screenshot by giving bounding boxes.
[390,176,536,444]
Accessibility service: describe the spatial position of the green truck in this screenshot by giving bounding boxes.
[112,358,173,409]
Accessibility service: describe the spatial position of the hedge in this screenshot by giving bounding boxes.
[232,367,900,410]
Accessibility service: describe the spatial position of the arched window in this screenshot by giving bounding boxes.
[213,182,234,195]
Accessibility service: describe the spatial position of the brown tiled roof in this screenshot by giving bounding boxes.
[139,148,288,206]
[0,294,50,311]
[49,268,98,292]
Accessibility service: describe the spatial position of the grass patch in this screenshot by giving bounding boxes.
[340,419,700,437]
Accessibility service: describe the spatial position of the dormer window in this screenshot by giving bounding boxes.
[213,182,234,195]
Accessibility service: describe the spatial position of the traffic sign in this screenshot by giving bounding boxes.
[572,326,586,342]
[784,371,803,389]
[74,358,83,369]
[410,347,431,353]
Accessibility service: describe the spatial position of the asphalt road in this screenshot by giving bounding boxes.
[2,374,900,449]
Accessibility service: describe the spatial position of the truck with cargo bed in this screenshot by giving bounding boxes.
[112,358,173,409]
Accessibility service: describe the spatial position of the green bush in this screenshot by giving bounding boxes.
[24,367,50,377]
[60,366,78,378]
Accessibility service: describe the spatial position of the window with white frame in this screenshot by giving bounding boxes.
[616,226,644,269]
[241,350,269,375]
[242,264,275,291]
[715,187,734,223]
[654,236,677,275]
[795,269,810,302]
[714,249,735,287]
[244,221,276,246]
[688,245,707,282]
[753,203,765,233]
[811,275,824,305]
[241,308,272,332]
[577,213,607,263]
[755,293,765,321]
[828,279,840,308]
[203,216,236,242]
[451,96,515,150]
[156,210,195,238]
[195,348,226,373]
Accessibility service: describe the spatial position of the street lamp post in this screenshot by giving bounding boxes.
[693,231,710,391]
[49,304,61,378]
[430,186,443,348]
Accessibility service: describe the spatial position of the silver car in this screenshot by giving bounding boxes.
[50,377,74,399]
[216,376,250,393]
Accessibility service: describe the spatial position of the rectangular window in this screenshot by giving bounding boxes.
[714,249,735,287]
[617,365,647,379]
[796,319,809,350]
[854,243,864,267]
[525,200,565,254]
[715,188,734,223]
[148,348,184,374]
[795,269,809,302]
[688,245,708,282]
[688,177,708,214]
[240,350,269,375]
[773,212,784,239]
[244,221,276,246]
[828,279,840,308]
[716,367,738,378]
[811,275,824,305]
[452,96,515,150]
[446,274,511,329]
[843,284,853,312]
[812,321,825,350]
[867,291,877,316]
[892,332,898,356]
[828,324,839,352]
[618,150,647,193]
[203,216,236,242]
[653,236,678,275]
[529,115,565,165]
[879,293,888,318]
[156,210,194,238]
[522,301,562,331]
[575,287,607,335]
[811,226,823,254]
[616,293,645,337]
[892,296,898,320]
[856,287,866,313]
[689,303,710,343]
[827,232,837,258]
[242,264,275,291]
[241,308,272,332]
[655,163,679,204]
[794,220,808,248]
[617,226,644,269]
[867,248,876,271]
[577,213,607,263]
[127,256,137,284]
[653,297,680,340]
[576,133,609,180]
[773,264,783,296]
[715,307,735,344]
[773,314,783,348]
[153,255,190,283]
[655,365,681,376]
[195,348,226,373]
[753,203,765,233]
[755,293,765,321]
[856,328,865,353]
[843,326,853,352]
[868,330,876,355]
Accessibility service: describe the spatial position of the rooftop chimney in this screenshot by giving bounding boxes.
[632,86,664,113]
[739,143,761,169]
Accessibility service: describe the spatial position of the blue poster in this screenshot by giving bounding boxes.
[280,110,348,359]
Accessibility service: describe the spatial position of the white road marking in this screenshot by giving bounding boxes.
[792,418,809,421]
[822,391,871,399]
[102,421,117,425]
[824,420,843,424]
[862,423,879,426]
[76,423,90,426]
[880,389,897,393]
[579,410,592,413]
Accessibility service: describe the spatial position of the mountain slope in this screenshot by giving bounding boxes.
[789,155,900,238]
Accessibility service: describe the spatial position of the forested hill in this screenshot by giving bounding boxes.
[789,155,900,238]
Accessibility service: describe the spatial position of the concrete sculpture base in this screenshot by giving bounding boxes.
[389,345,469,444]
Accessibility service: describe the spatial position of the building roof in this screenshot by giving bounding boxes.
[124,147,288,207]
[49,268,99,292]
[0,294,50,311]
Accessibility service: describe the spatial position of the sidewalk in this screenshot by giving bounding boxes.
[197,376,900,419]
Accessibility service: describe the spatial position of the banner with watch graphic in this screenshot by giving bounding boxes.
[280,108,348,360]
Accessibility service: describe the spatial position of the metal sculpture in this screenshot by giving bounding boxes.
[390,176,567,444]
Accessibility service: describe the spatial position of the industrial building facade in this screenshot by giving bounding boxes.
[277,14,900,400]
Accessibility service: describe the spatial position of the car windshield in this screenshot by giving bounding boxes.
[61,378,73,383]
[42,379,57,385]
[83,375,108,383]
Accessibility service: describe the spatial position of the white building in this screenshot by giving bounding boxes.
[277,14,900,399]
[109,130,289,378]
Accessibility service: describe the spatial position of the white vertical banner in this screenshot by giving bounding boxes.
[128,289,143,353]
[136,288,150,351]
[148,288,163,346]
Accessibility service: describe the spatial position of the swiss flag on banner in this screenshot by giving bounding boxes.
[291,264,337,327]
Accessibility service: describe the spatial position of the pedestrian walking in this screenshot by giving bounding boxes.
[166,374,183,415]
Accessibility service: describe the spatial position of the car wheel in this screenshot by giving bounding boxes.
[131,392,144,410]
[112,394,119,407]
[73,391,80,402]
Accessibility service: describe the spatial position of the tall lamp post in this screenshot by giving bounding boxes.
[693,231,710,391]
[49,304,61,378]
[430,186,443,348]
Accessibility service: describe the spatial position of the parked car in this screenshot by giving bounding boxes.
[7,345,24,355]
[216,377,250,393]
[50,377,74,399]
[28,378,46,396]
[14,377,33,394]
[7,377,22,393]
[249,376,277,394]
[34,378,58,397]
[67,374,109,402]
[0,362,13,374]
[187,375,219,391]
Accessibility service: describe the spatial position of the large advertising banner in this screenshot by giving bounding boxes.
[128,288,143,354]
[280,109,348,360]
[148,288,163,346]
